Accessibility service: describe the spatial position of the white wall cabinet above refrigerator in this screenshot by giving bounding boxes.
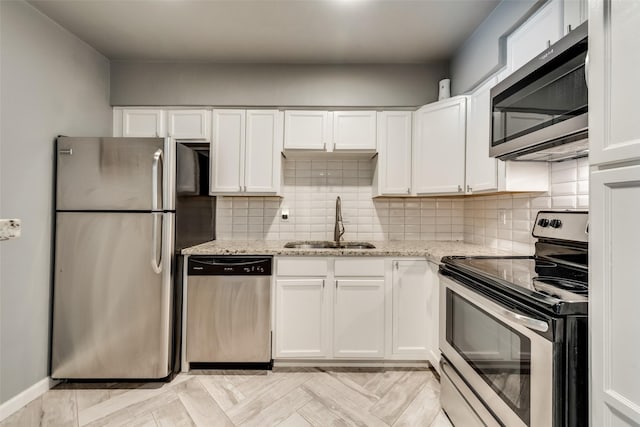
[373,111,412,196]
[283,110,376,152]
[113,108,211,140]
[413,96,468,195]
[210,109,283,195]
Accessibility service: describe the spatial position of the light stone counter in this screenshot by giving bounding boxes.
[182,240,515,264]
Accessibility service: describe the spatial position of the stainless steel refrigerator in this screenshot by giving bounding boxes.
[51,137,214,380]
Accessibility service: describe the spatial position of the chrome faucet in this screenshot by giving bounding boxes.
[334,196,345,244]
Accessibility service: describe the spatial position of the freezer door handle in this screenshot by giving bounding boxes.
[151,149,163,211]
[151,213,163,274]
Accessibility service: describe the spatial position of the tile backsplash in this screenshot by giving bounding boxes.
[463,158,589,254]
[216,157,589,252]
[216,159,464,241]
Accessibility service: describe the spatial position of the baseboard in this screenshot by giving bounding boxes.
[273,360,432,368]
[0,377,58,422]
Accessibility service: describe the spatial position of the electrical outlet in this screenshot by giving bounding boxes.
[281,208,289,221]
[0,219,21,240]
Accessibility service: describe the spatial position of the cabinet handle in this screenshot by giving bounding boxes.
[567,24,572,34]
[394,261,398,270]
[457,185,463,192]
[323,142,327,151]
[467,185,472,193]
[585,51,589,89]
[407,188,411,194]
[547,40,551,48]
[322,279,325,289]
[243,186,247,192]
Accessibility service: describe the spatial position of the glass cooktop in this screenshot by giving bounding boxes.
[440,255,588,316]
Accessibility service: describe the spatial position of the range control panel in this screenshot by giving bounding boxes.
[532,210,588,243]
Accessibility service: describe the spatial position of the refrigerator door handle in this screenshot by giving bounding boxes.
[151,213,163,274]
[152,149,164,211]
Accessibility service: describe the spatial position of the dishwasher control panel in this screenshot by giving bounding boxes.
[188,256,273,276]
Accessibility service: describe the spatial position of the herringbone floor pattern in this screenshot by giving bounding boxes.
[1,368,451,427]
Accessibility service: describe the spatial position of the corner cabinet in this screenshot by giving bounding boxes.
[465,77,548,194]
[413,96,467,195]
[210,109,283,195]
[283,110,376,152]
[373,111,412,197]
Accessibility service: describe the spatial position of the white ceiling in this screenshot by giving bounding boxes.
[28,0,500,64]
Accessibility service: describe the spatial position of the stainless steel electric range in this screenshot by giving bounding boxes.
[438,211,588,427]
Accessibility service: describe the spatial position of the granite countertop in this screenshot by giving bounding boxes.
[182,240,514,264]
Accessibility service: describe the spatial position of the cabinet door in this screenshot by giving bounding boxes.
[275,279,328,358]
[332,111,377,151]
[167,109,210,139]
[334,279,385,358]
[591,164,640,426]
[426,262,440,374]
[244,110,283,194]
[211,109,245,193]
[505,0,563,74]
[122,109,165,137]
[392,260,428,356]
[466,77,499,193]
[413,97,467,195]
[375,111,412,196]
[589,0,640,166]
[284,110,330,150]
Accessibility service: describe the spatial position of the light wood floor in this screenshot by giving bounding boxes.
[1,368,451,427]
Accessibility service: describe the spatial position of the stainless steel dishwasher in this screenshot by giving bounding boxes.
[186,256,272,368]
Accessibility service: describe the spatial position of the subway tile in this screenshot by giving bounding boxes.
[551,182,577,195]
[552,195,577,209]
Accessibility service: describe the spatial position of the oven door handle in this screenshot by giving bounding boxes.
[496,306,549,332]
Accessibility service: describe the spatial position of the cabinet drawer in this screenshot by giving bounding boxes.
[334,258,385,277]
[276,258,328,276]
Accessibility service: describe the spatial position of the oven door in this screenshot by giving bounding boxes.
[439,275,553,427]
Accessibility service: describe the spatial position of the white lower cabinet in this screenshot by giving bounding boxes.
[391,260,429,356]
[334,279,385,358]
[274,257,437,363]
[275,278,328,358]
[426,261,441,373]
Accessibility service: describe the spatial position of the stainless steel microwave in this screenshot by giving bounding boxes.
[490,22,588,162]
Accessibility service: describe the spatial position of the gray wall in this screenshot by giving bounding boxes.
[0,0,111,404]
[110,62,448,107]
[450,0,541,95]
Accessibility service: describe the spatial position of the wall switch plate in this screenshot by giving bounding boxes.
[0,219,21,240]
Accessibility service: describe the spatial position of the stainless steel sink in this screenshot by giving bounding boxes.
[336,242,376,249]
[284,241,336,249]
[284,241,376,249]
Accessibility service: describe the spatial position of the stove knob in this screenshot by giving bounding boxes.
[537,218,550,227]
[550,219,563,228]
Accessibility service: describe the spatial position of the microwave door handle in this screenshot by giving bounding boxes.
[497,306,549,332]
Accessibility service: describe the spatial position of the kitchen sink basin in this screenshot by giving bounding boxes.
[284,241,337,249]
[284,241,376,249]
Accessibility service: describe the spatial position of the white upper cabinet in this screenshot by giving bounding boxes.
[465,77,549,194]
[413,96,467,195]
[211,109,283,195]
[283,110,331,150]
[114,108,211,140]
[244,110,283,193]
[373,111,412,196]
[211,109,245,193]
[117,108,165,137]
[466,77,500,193]
[332,111,377,151]
[167,109,211,139]
[589,0,640,166]
[283,110,376,152]
[505,0,563,74]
